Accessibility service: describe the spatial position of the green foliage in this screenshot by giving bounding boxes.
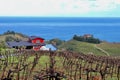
[57,40,120,56]
[16,32,28,38]
[97,42,120,56]
[0,41,7,48]
[49,38,64,46]
[3,30,15,35]
[0,30,28,42]
[5,36,21,42]
[58,40,105,55]
[3,30,28,38]
[73,35,101,44]
[5,36,15,42]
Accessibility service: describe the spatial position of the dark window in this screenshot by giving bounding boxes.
[26,46,33,49]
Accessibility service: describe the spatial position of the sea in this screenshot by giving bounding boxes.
[0,17,120,42]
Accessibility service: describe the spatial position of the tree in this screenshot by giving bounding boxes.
[73,34,101,44]
[4,30,15,35]
[49,38,63,46]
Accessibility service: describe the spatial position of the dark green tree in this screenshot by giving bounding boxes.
[73,34,101,44]
[49,38,63,46]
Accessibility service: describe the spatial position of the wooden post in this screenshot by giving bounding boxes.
[117,65,120,80]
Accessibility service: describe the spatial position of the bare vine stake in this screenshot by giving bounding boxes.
[74,64,78,80]
[1,62,7,79]
[117,65,120,80]
[22,65,26,80]
[79,64,82,80]
[24,65,29,80]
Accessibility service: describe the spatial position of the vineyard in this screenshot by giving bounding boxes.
[0,50,120,80]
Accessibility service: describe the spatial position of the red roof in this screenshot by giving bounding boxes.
[29,36,44,40]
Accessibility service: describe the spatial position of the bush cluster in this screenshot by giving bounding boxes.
[3,30,15,35]
[5,36,21,42]
[73,35,101,44]
[49,38,64,46]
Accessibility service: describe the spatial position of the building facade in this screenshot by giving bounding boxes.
[6,36,45,51]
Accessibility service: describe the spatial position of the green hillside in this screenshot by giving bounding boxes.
[0,31,28,42]
[0,31,120,56]
[57,40,120,56]
[0,31,29,49]
[97,42,120,56]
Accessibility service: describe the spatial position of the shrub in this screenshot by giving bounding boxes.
[73,35,101,44]
[49,38,64,46]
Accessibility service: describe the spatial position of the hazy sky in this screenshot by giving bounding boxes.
[0,0,120,17]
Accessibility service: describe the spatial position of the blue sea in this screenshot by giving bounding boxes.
[0,17,120,42]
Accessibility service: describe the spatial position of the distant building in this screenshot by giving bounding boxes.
[83,34,93,38]
[6,36,45,51]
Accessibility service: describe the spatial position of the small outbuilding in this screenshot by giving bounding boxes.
[45,44,57,51]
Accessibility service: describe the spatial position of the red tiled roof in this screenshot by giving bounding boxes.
[29,36,44,40]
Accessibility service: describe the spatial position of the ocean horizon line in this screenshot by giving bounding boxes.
[1,22,120,26]
[0,17,120,23]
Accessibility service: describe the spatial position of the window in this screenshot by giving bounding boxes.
[36,40,40,43]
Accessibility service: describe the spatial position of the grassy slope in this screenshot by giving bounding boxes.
[58,40,120,56]
[0,34,28,42]
[97,42,120,56]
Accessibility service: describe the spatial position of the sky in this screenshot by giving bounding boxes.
[0,0,120,17]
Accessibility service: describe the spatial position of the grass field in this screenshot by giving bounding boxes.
[97,42,120,56]
[58,40,120,56]
[0,33,28,42]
